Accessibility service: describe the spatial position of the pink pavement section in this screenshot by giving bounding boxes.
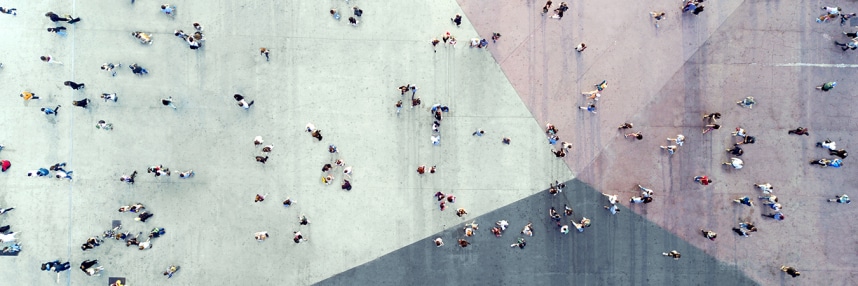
[456,0,858,284]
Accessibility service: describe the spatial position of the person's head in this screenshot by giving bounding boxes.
[635,134,643,140]
[40,56,48,61]
[161,5,167,9]
[330,9,336,14]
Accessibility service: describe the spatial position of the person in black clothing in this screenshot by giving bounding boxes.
[64,81,85,90]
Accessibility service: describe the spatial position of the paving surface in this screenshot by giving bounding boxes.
[0,0,855,285]
[458,0,858,285]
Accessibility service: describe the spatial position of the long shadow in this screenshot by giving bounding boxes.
[316,179,756,286]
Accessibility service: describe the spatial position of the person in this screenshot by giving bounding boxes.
[132,31,153,44]
[603,193,619,205]
[0,231,19,242]
[456,208,468,217]
[330,9,340,20]
[521,223,533,236]
[47,27,67,35]
[574,43,586,52]
[762,212,785,221]
[254,194,267,202]
[618,123,633,129]
[739,221,758,232]
[755,183,774,194]
[293,231,306,243]
[161,4,176,16]
[259,48,270,61]
[667,134,685,146]
[232,93,255,110]
[348,16,358,27]
[733,196,754,207]
[780,265,800,277]
[817,81,837,91]
[40,55,63,65]
[659,145,677,155]
[64,81,85,90]
[737,96,755,108]
[732,227,750,237]
[149,227,166,238]
[101,93,118,102]
[787,127,809,136]
[41,106,61,116]
[451,14,462,26]
[135,211,154,222]
[702,124,720,134]
[0,7,17,16]
[829,194,850,204]
[731,127,747,137]
[703,112,721,123]
[723,158,744,169]
[254,231,269,241]
[650,11,666,27]
[491,226,502,237]
[79,260,103,276]
[624,132,643,140]
[510,237,526,249]
[701,229,717,241]
[830,149,848,159]
[341,179,352,191]
[434,237,443,247]
[129,63,149,75]
[163,265,180,278]
[541,1,553,15]
[282,198,294,207]
[178,170,194,178]
[662,250,681,260]
[604,204,620,215]
[726,144,744,156]
[353,6,363,17]
[816,139,837,150]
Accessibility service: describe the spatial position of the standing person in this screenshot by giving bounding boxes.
[433,237,444,247]
[491,32,501,42]
[254,231,269,241]
[830,149,848,159]
[348,16,359,27]
[161,97,177,109]
[816,81,837,91]
[292,231,306,243]
[575,43,587,52]
[787,127,809,136]
[40,56,63,65]
[457,239,470,248]
[431,38,440,52]
[79,260,103,276]
[63,81,85,90]
[41,106,61,116]
[101,93,118,102]
[733,196,754,207]
[650,11,666,28]
[259,48,269,61]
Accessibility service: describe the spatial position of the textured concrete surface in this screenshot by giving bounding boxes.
[2,0,855,285]
[458,0,858,285]
[319,179,755,286]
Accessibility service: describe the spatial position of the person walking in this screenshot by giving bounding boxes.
[579,104,597,113]
[40,56,63,65]
[816,81,837,91]
[694,176,712,186]
[21,90,39,101]
[624,132,643,140]
[72,98,90,108]
[780,265,800,277]
[701,229,717,241]
[733,196,754,207]
[702,124,720,134]
[662,250,681,259]
[667,134,685,146]
[0,7,17,16]
[659,145,677,155]
[650,11,666,28]
[233,94,254,109]
[787,127,809,136]
[828,194,850,204]
[41,106,61,116]
[259,48,269,61]
[63,81,85,90]
[161,97,177,109]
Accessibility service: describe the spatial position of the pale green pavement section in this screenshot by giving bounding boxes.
[0,0,572,285]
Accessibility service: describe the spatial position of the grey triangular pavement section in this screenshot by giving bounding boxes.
[316,179,756,286]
